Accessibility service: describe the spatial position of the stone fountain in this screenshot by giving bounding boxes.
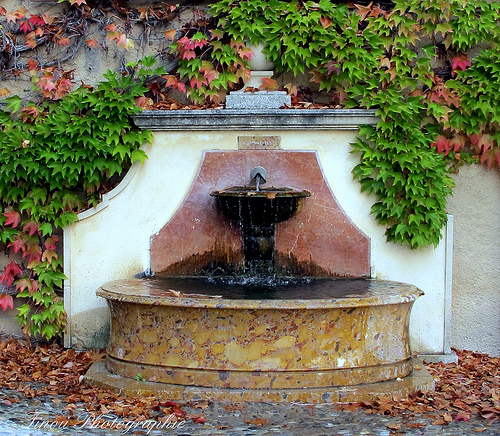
[82,33,437,403]
[85,152,434,403]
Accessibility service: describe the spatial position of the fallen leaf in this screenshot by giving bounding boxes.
[386,422,401,430]
[245,418,269,426]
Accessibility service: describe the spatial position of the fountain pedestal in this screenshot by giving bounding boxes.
[84,278,434,403]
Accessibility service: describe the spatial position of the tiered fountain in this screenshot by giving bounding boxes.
[86,160,432,403]
[84,44,434,402]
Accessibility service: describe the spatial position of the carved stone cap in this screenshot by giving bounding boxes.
[133,109,378,131]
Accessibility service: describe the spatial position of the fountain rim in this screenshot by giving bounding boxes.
[210,186,311,198]
[97,278,423,310]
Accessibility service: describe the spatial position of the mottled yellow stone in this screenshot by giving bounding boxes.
[253,326,268,335]
[186,322,199,333]
[232,322,247,337]
[164,355,181,366]
[85,359,435,404]
[247,340,266,360]
[298,325,310,343]
[320,337,336,350]
[225,342,248,366]
[100,278,423,388]
[273,336,296,349]
[197,348,206,360]
[156,342,168,355]
[169,337,180,347]
[211,330,230,342]
[141,330,157,343]
[212,344,225,355]
[257,356,283,369]
[194,331,212,345]
[145,354,161,365]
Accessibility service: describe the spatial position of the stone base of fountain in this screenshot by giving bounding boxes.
[85,359,433,403]
[84,278,435,403]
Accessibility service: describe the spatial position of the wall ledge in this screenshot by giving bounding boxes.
[133,109,378,131]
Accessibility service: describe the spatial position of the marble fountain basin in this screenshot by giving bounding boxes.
[97,277,423,392]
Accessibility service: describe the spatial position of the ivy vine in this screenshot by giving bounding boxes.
[0,60,153,339]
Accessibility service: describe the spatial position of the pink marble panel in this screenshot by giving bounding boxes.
[150,150,370,277]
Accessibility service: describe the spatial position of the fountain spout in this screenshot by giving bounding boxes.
[250,166,267,191]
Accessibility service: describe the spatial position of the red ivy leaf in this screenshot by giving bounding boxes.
[54,78,73,100]
[135,96,153,109]
[478,133,494,153]
[325,61,341,76]
[42,14,54,25]
[26,33,38,49]
[480,145,500,170]
[354,3,372,20]
[28,15,45,27]
[0,294,14,311]
[163,75,178,88]
[452,55,471,76]
[433,135,450,155]
[5,12,17,23]
[22,245,42,264]
[27,58,38,71]
[16,278,38,295]
[44,235,59,250]
[181,50,196,61]
[7,235,27,254]
[86,39,97,48]
[20,106,39,122]
[19,20,32,33]
[176,82,186,93]
[190,76,207,90]
[164,29,176,41]
[0,261,23,287]
[3,210,21,228]
[23,220,39,235]
[450,134,466,152]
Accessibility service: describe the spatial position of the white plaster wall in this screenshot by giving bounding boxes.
[65,130,447,353]
[446,165,500,357]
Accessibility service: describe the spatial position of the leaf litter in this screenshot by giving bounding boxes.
[0,338,499,432]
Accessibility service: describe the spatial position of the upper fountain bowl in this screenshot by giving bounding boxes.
[210,186,311,226]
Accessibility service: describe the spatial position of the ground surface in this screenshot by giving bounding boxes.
[0,337,498,435]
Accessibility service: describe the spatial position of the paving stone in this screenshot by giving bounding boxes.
[0,389,499,435]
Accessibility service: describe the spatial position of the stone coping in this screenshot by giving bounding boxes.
[97,278,423,310]
[132,108,378,131]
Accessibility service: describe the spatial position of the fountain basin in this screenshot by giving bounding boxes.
[210,186,310,226]
[98,278,422,390]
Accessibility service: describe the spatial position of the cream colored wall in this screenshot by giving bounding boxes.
[64,130,449,353]
[446,165,500,356]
